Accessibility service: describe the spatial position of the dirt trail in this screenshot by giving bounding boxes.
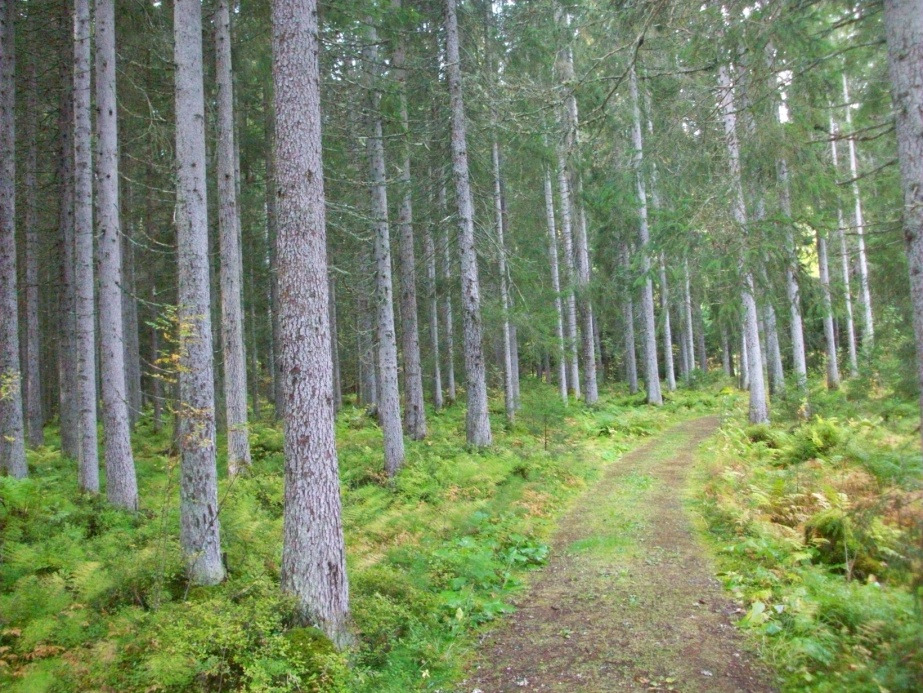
[461,417,775,692]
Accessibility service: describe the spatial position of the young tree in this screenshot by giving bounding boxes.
[96,0,138,509]
[272,0,350,645]
[0,0,25,478]
[882,0,923,448]
[215,0,251,474]
[445,0,491,446]
[174,0,224,585]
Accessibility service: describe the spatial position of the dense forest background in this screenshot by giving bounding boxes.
[1,0,922,690]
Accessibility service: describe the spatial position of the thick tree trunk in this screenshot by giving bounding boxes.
[423,207,443,410]
[174,0,225,585]
[438,182,457,404]
[629,66,662,405]
[22,59,42,447]
[364,27,405,474]
[0,2,25,477]
[492,137,515,426]
[718,63,768,423]
[391,9,426,440]
[556,149,581,398]
[883,0,923,450]
[215,0,251,474]
[817,226,840,389]
[57,41,79,459]
[842,76,875,349]
[778,159,807,391]
[445,0,491,446]
[829,117,859,376]
[544,168,568,404]
[74,0,100,490]
[272,0,350,645]
[96,0,137,509]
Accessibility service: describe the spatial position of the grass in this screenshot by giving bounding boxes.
[0,380,716,692]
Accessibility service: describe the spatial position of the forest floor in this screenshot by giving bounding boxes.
[462,416,776,692]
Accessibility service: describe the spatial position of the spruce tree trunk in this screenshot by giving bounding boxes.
[677,304,689,380]
[74,0,100,491]
[544,168,568,404]
[695,304,708,372]
[174,0,225,585]
[364,27,405,474]
[423,207,443,410]
[718,63,768,423]
[622,244,639,395]
[842,76,875,349]
[391,14,426,440]
[882,0,923,450]
[817,227,840,389]
[122,217,142,425]
[22,59,42,447]
[0,2,26,477]
[682,260,695,379]
[759,269,785,396]
[265,87,284,418]
[829,118,859,376]
[96,0,137,509]
[778,158,807,391]
[721,326,732,377]
[57,42,78,459]
[629,66,662,405]
[740,329,750,391]
[358,288,378,412]
[556,149,581,398]
[438,182,457,404]
[272,0,350,645]
[659,257,677,391]
[445,0,491,446]
[492,137,515,426]
[215,0,251,474]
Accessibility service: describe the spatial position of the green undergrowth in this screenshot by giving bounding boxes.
[694,377,923,691]
[0,380,722,692]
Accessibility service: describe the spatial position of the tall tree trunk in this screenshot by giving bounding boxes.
[265,87,284,418]
[556,149,581,398]
[721,326,732,377]
[174,0,224,585]
[544,168,568,404]
[659,257,677,391]
[677,304,689,381]
[358,288,377,412]
[445,0,491,446]
[423,204,443,410]
[622,244,639,395]
[842,75,875,350]
[629,65,662,405]
[122,215,142,425]
[718,63,768,423]
[492,137,515,426]
[695,303,708,372]
[778,159,807,391]
[96,0,137,509]
[364,27,405,474]
[740,329,750,390]
[215,0,251,474]
[817,225,840,389]
[22,58,42,447]
[391,11,426,440]
[682,259,695,379]
[0,2,25,477]
[883,0,923,449]
[272,0,350,645]
[829,117,859,376]
[57,34,79,459]
[438,181,456,404]
[74,0,100,490]
[759,265,785,396]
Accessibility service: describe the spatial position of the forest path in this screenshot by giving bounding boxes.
[461,416,775,692]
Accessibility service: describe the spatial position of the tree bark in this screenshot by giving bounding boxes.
[364,26,405,474]
[829,117,859,376]
[718,63,768,423]
[842,75,875,350]
[391,10,426,440]
[817,225,840,389]
[556,149,581,398]
[174,0,224,585]
[629,66,662,405]
[883,0,923,450]
[272,0,350,645]
[0,1,25,477]
[438,181,457,404]
[778,158,807,391]
[445,0,491,446]
[74,0,100,490]
[544,168,568,404]
[215,0,251,473]
[96,0,137,509]
[622,244,639,395]
[492,137,515,426]
[682,259,695,379]
[423,201,443,410]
